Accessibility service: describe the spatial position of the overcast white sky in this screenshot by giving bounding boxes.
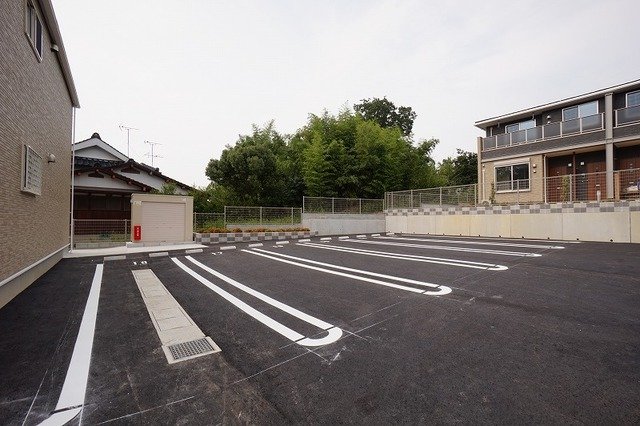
[53,0,640,187]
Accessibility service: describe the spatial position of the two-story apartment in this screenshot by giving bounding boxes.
[0,1,79,308]
[476,80,640,204]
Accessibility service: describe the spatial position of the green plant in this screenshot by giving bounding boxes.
[561,176,571,202]
[489,183,496,204]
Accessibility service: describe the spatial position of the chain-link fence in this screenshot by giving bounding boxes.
[385,184,478,209]
[193,212,226,232]
[302,196,384,214]
[73,219,130,247]
[224,206,302,227]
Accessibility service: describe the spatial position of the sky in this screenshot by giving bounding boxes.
[53,0,640,187]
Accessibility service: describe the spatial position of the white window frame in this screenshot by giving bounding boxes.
[627,90,640,108]
[21,144,43,195]
[494,160,531,193]
[24,0,44,61]
[562,101,599,121]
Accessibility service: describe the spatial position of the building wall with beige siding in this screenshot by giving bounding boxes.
[0,1,74,307]
[479,154,545,204]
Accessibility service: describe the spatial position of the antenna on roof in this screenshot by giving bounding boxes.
[118,124,138,158]
[144,140,162,167]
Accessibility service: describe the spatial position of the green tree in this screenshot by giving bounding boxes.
[354,97,417,137]
[438,149,478,186]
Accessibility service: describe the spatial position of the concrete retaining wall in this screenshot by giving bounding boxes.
[302,213,386,236]
[386,201,640,243]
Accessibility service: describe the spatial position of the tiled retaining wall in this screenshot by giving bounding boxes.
[194,231,317,244]
[386,200,640,243]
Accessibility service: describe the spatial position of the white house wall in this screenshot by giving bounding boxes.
[114,167,189,194]
[75,146,124,161]
[74,174,144,191]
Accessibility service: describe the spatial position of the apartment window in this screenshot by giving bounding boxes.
[22,145,43,195]
[25,1,44,60]
[505,119,536,133]
[495,163,530,192]
[627,91,640,107]
[562,101,598,121]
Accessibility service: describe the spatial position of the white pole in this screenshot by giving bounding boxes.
[69,107,77,252]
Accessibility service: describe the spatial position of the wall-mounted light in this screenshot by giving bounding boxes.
[47,153,56,163]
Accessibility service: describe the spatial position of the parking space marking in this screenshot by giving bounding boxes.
[298,242,508,271]
[374,235,564,250]
[39,264,103,425]
[402,234,581,244]
[243,249,452,296]
[342,238,542,257]
[131,269,220,363]
[248,243,263,248]
[172,257,342,347]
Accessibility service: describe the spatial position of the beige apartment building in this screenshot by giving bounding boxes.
[0,1,79,307]
[476,80,640,204]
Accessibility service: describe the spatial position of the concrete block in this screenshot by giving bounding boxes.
[562,212,630,242]
[511,214,562,240]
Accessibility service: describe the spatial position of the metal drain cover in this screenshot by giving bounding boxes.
[165,337,221,363]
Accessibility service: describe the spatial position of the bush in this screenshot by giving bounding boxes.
[202,226,310,234]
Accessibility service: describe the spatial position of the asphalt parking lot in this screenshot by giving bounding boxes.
[1,233,639,424]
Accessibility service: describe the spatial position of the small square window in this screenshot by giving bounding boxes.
[22,145,43,195]
[25,1,44,60]
[627,91,640,108]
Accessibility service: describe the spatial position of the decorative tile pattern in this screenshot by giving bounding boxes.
[194,231,316,244]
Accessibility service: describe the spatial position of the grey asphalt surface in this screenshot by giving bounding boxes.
[1,234,639,424]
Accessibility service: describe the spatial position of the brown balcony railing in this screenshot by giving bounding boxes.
[483,113,604,151]
[544,168,640,202]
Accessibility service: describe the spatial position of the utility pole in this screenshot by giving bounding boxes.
[119,124,138,158]
[144,140,162,167]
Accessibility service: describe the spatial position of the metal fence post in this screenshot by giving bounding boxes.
[291,207,294,225]
[332,197,335,214]
[439,187,443,206]
[259,206,263,225]
[223,206,227,227]
[410,189,414,208]
[474,184,477,206]
[359,198,362,214]
[302,196,306,213]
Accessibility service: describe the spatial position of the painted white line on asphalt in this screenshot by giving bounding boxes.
[356,235,367,238]
[173,258,342,347]
[343,238,542,257]
[39,264,103,425]
[276,241,289,245]
[298,239,311,242]
[374,235,564,250]
[338,236,349,240]
[185,248,204,254]
[248,248,451,296]
[248,243,263,248]
[298,242,508,271]
[386,232,395,235]
[320,237,332,241]
[371,233,380,237]
[220,245,236,251]
[244,249,452,296]
[408,234,581,244]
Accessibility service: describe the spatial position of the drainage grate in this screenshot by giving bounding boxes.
[168,338,216,362]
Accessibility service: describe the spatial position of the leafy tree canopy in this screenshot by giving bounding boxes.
[354,97,417,137]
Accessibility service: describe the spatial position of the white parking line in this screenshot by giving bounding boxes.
[39,264,103,426]
[342,238,542,257]
[374,235,564,250]
[298,242,508,271]
[244,248,452,296]
[405,234,580,244]
[172,257,342,347]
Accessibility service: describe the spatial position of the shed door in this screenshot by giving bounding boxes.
[141,201,185,242]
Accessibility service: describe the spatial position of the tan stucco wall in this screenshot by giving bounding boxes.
[480,154,544,204]
[0,2,73,299]
[130,194,193,244]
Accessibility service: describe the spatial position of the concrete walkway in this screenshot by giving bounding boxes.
[64,243,207,258]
